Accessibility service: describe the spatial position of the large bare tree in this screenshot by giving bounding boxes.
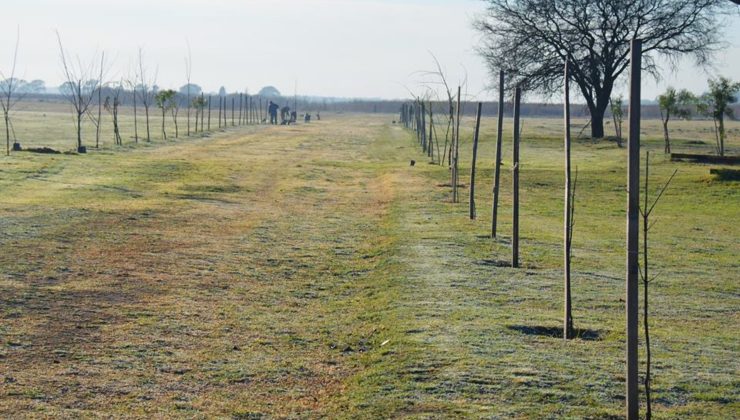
[57,32,105,153]
[474,0,731,138]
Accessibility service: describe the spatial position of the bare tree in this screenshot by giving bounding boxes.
[85,52,107,148]
[475,0,732,138]
[0,27,23,155]
[56,32,104,153]
[136,48,157,142]
[125,74,138,143]
[104,81,124,145]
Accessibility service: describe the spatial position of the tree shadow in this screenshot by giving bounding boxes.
[507,325,602,341]
[475,259,511,267]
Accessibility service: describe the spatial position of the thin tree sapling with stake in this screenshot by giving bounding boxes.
[639,151,678,420]
[0,27,24,155]
[56,31,105,153]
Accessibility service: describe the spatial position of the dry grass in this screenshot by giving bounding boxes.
[0,109,738,418]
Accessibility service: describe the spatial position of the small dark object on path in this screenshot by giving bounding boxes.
[410,160,415,166]
[12,142,22,151]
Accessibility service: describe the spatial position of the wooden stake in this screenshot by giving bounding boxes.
[492,70,504,238]
[626,38,642,420]
[218,96,222,128]
[470,102,482,219]
[512,86,521,268]
[239,93,243,125]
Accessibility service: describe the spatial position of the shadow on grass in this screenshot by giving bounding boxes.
[475,259,511,267]
[507,325,603,341]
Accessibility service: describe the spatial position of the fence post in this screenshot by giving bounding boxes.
[470,102,483,219]
[492,70,504,238]
[626,38,642,420]
[512,86,521,268]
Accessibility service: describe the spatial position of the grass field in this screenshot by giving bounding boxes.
[0,106,738,418]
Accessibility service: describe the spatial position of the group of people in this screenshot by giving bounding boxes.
[267,101,320,125]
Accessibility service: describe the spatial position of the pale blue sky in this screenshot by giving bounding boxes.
[2,0,739,101]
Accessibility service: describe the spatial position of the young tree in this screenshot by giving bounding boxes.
[697,76,740,156]
[639,151,677,420]
[137,49,157,142]
[610,95,624,147]
[85,53,107,148]
[155,89,176,140]
[0,28,23,155]
[657,88,695,154]
[56,32,104,153]
[192,95,207,133]
[475,0,732,138]
[184,43,193,136]
[125,75,139,143]
[104,81,124,145]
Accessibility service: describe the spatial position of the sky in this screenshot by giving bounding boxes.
[1,0,739,102]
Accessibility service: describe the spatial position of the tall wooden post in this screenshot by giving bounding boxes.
[512,86,521,268]
[200,93,205,132]
[626,38,642,420]
[231,97,235,126]
[564,60,574,339]
[421,102,427,153]
[428,101,434,160]
[218,97,222,129]
[239,93,244,125]
[470,102,483,220]
[207,95,211,131]
[492,70,504,238]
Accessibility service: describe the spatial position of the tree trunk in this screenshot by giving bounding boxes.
[77,111,82,150]
[663,119,671,154]
[133,92,138,143]
[162,109,167,140]
[5,112,10,156]
[719,116,725,157]
[96,86,102,148]
[590,102,607,139]
[145,106,151,142]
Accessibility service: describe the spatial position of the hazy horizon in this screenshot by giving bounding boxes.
[2,0,739,102]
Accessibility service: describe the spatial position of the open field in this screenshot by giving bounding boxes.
[0,110,738,417]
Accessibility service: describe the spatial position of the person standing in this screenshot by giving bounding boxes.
[268,101,279,125]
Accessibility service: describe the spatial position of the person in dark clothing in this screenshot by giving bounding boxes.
[268,101,279,125]
[280,106,290,125]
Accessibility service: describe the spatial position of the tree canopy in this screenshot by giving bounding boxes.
[475,0,732,138]
[258,86,281,97]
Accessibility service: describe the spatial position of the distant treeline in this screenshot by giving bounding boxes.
[16,92,738,121]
